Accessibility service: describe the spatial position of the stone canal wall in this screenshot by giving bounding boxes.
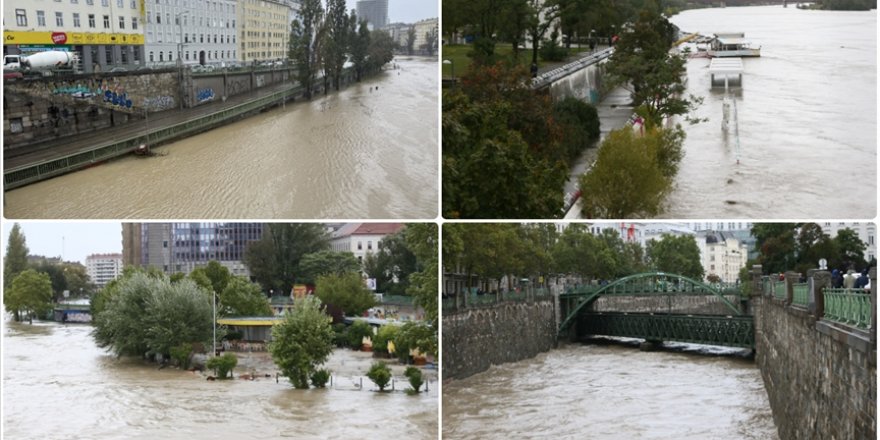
[591,294,742,316]
[752,272,876,440]
[443,300,557,380]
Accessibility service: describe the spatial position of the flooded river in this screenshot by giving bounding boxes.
[665,6,876,218]
[4,57,438,219]
[443,342,777,440]
[3,321,438,439]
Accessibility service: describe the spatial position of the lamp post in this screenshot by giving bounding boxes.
[442,59,454,86]
[176,10,189,111]
[212,290,217,357]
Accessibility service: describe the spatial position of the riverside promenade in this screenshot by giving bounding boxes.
[4,74,328,190]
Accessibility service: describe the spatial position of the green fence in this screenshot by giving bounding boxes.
[773,281,786,300]
[792,283,809,307]
[823,288,872,329]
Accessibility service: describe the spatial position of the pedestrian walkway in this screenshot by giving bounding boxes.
[4,79,301,170]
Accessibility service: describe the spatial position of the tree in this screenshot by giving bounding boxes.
[366,362,392,391]
[423,28,438,56]
[604,1,696,126]
[350,17,370,81]
[393,321,435,363]
[289,0,324,98]
[346,319,373,349]
[526,0,560,65]
[497,0,531,61]
[752,224,798,274]
[7,270,53,323]
[269,296,335,389]
[188,260,232,294]
[299,250,361,284]
[206,353,238,379]
[244,224,330,294]
[834,228,867,270]
[362,230,418,296]
[92,273,214,359]
[579,129,671,218]
[4,223,29,290]
[406,27,417,55]
[405,366,424,393]
[366,29,395,72]
[219,277,273,317]
[315,272,376,316]
[646,234,704,280]
[405,224,438,338]
[324,0,350,91]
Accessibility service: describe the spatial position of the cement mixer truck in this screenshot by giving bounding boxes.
[3,50,79,76]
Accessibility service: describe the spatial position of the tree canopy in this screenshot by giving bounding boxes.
[244,223,330,294]
[269,296,335,389]
[5,269,54,323]
[314,272,376,317]
[646,234,704,279]
[4,223,29,289]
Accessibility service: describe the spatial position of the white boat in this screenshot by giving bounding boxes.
[709,33,761,57]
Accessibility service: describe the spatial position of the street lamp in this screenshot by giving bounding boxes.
[212,290,217,357]
[176,10,189,111]
[442,59,454,86]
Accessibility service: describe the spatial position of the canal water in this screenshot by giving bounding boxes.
[3,321,438,439]
[4,57,438,219]
[443,342,778,440]
[665,6,876,218]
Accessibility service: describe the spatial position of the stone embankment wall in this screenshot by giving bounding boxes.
[548,60,608,104]
[752,267,876,440]
[443,300,557,380]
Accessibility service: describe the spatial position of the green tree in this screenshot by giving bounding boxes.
[393,321,435,363]
[219,277,272,317]
[366,362,392,391]
[299,250,361,284]
[405,366,424,393]
[289,0,324,98]
[406,27,417,55]
[646,234,704,279]
[405,223,439,337]
[497,0,531,61]
[92,272,158,357]
[346,319,373,349]
[553,97,600,161]
[372,324,400,356]
[349,17,370,81]
[4,223,30,290]
[752,224,798,274]
[363,230,418,296]
[244,223,330,294]
[268,296,335,389]
[315,273,376,317]
[526,0,560,65]
[324,0,350,91]
[423,28,438,56]
[189,261,232,294]
[834,228,867,270]
[579,128,683,218]
[366,29,395,71]
[7,270,53,323]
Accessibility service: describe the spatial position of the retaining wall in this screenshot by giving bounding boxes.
[753,291,876,439]
[442,300,557,380]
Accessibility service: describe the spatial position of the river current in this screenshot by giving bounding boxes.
[665,6,876,218]
[443,341,778,440]
[4,57,438,219]
[3,321,438,439]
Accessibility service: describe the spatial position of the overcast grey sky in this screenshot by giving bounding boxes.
[346,0,437,24]
[2,222,122,266]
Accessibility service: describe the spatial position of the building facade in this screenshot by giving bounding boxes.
[239,0,290,63]
[3,0,146,72]
[143,0,237,67]
[355,0,387,30]
[86,253,123,288]
[123,222,264,277]
[820,222,876,262]
[696,231,749,283]
[330,223,404,264]
[412,17,437,54]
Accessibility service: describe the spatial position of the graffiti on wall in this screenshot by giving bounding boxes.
[227,78,249,96]
[196,88,215,103]
[142,96,175,111]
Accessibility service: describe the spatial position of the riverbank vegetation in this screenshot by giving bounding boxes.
[290,0,395,98]
[269,296,335,389]
[444,223,707,289]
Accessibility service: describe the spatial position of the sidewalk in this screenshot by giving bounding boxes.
[4,79,300,170]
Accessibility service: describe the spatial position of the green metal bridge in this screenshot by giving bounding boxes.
[559,272,754,348]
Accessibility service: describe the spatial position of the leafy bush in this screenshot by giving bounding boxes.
[206,353,238,379]
[539,37,567,62]
[554,98,601,161]
[372,325,400,356]
[332,323,348,348]
[367,362,392,391]
[310,369,331,388]
[405,366,423,393]
[268,296,335,389]
[347,320,373,350]
[170,343,193,369]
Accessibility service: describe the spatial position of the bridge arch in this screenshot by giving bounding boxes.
[558,272,743,334]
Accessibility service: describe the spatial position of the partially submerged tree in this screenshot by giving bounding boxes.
[269,296,334,389]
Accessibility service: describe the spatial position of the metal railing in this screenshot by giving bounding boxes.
[823,288,872,329]
[773,281,786,300]
[792,283,809,307]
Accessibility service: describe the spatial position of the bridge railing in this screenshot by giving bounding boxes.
[792,283,809,307]
[823,288,872,330]
[773,281,787,300]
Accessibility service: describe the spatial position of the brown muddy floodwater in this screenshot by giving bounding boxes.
[4,57,438,219]
[3,321,438,440]
[443,341,777,440]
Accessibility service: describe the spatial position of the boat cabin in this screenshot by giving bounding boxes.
[710,33,761,57]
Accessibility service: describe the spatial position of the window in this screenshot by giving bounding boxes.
[357,242,362,250]
[55,12,64,26]
[367,241,372,250]
[71,0,78,3]
[131,0,137,7]
[156,13,161,24]
[117,0,123,7]
[159,52,164,61]
[102,0,109,5]
[37,10,46,26]
[132,17,137,30]
[149,51,154,61]
[103,15,110,28]
[88,14,95,27]
[87,0,93,4]
[73,13,81,27]
[15,9,27,26]
[118,16,124,29]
